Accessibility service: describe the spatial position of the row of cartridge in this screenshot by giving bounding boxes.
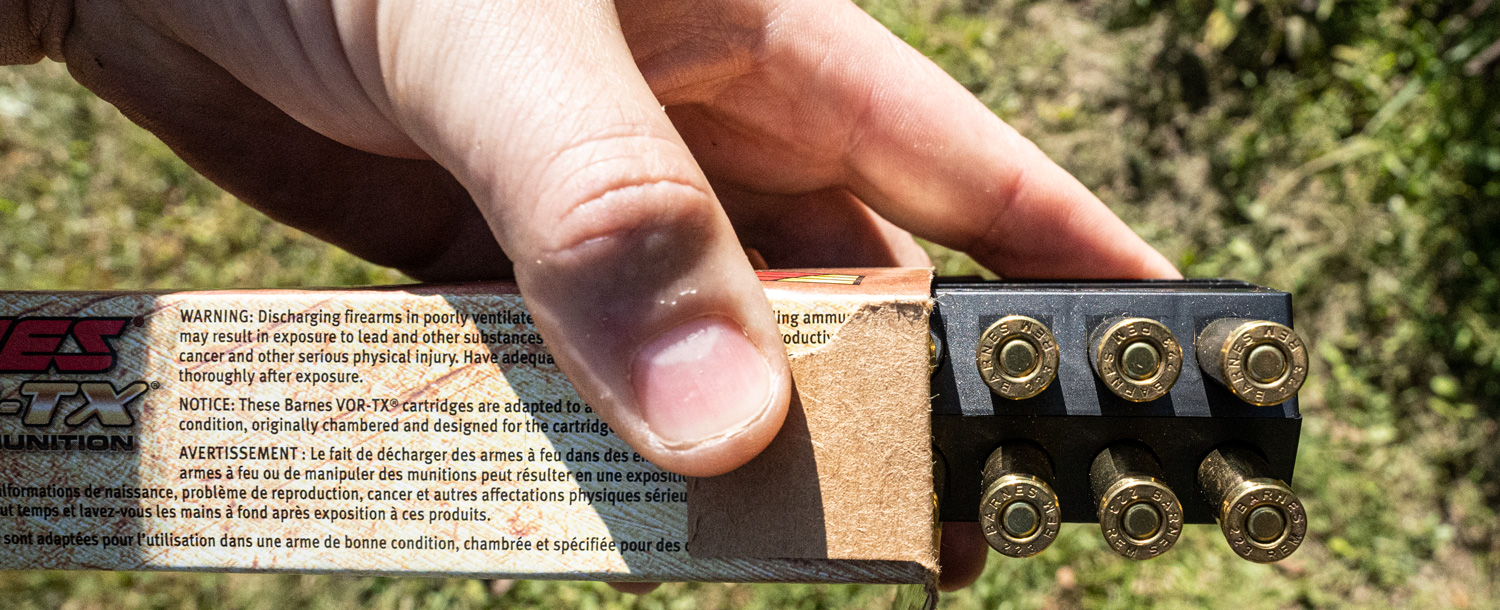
[965,315,1307,561]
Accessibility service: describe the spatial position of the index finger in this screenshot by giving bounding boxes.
[820,2,1180,280]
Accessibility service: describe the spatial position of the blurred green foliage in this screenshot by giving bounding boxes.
[3,0,1499,608]
[0,63,406,290]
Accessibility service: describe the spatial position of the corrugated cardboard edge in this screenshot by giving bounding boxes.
[686,297,937,580]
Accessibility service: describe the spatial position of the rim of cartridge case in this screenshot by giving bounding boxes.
[1217,478,1307,563]
[1092,318,1182,402]
[1208,320,1308,406]
[976,315,1059,400]
[1096,477,1183,560]
[979,474,1061,557]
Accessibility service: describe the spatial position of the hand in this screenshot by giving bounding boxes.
[3,0,1178,590]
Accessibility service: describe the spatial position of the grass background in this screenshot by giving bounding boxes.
[2,0,1498,607]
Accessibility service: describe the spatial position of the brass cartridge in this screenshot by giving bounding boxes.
[1090,318,1182,402]
[1198,445,1307,563]
[929,329,944,376]
[1090,442,1183,560]
[975,315,1059,400]
[978,442,1062,558]
[1197,319,1308,406]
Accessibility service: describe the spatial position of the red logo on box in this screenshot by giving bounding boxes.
[0,318,130,374]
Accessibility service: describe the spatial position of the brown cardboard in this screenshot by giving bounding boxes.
[687,300,935,570]
[0,268,937,584]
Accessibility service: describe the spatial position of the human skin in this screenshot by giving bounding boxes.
[2,0,1179,590]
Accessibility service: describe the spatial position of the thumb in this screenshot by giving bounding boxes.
[368,2,791,476]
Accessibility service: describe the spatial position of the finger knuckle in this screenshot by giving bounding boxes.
[4,0,71,65]
[964,161,1030,257]
[529,167,718,276]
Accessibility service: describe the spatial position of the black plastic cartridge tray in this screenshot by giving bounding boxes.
[930,279,1302,524]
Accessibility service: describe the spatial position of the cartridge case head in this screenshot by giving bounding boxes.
[978,473,1062,558]
[1212,478,1306,562]
[978,442,1060,557]
[976,316,1059,400]
[1090,443,1182,560]
[1198,447,1307,562]
[1095,476,1183,559]
[1091,318,1182,402]
[1197,319,1308,406]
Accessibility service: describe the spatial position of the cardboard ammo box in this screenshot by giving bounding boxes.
[0,268,937,585]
